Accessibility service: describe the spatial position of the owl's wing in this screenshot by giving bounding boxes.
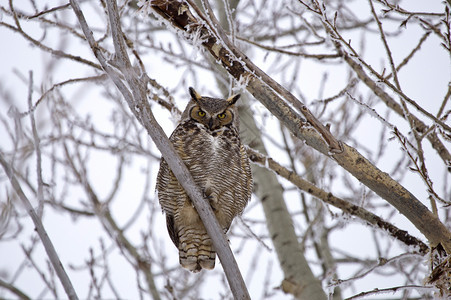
[239,143,253,209]
[217,142,253,233]
[155,125,185,207]
[156,126,191,247]
[156,158,182,247]
[156,158,177,214]
[166,213,179,247]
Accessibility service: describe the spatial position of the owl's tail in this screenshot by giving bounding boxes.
[178,229,216,272]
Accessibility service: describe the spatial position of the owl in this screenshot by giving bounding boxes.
[156,87,253,272]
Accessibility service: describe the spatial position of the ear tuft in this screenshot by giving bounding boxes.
[226,94,241,105]
[189,87,202,101]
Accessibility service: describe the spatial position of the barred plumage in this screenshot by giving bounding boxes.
[156,87,253,272]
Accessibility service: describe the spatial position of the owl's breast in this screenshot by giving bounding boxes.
[168,120,252,223]
[206,129,229,152]
[180,126,240,170]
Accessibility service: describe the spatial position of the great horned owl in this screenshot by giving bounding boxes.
[156,87,253,272]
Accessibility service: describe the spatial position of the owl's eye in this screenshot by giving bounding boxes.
[217,113,226,119]
[198,110,206,117]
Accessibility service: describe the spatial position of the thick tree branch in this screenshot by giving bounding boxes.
[148,0,451,253]
[69,0,250,298]
[246,147,429,254]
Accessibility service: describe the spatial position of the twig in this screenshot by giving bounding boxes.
[28,3,71,19]
[0,153,79,300]
[61,141,162,300]
[393,128,449,207]
[22,242,59,297]
[313,1,451,167]
[27,71,45,217]
[345,284,434,300]
[384,31,431,81]
[0,277,31,300]
[333,253,423,287]
[221,0,236,45]
[437,85,451,119]
[19,75,108,118]
[375,0,445,17]
[2,2,102,70]
[238,36,341,59]
[369,0,401,90]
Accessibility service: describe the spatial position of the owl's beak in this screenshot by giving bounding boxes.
[208,118,214,130]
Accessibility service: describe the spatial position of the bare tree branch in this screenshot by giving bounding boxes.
[246,147,429,254]
[0,153,79,300]
[311,0,451,167]
[60,141,162,300]
[0,278,31,300]
[68,0,250,298]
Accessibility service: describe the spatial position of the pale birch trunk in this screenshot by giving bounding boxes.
[238,97,327,300]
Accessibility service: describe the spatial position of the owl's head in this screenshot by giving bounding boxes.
[182,87,241,131]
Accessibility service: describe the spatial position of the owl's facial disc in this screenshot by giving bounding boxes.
[189,105,234,131]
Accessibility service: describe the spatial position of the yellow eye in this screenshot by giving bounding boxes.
[218,113,226,119]
[198,110,206,117]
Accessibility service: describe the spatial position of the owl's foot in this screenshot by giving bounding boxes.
[202,187,217,211]
[203,186,213,199]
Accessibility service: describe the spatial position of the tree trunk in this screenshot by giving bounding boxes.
[238,97,327,300]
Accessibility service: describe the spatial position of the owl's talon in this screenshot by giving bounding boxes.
[202,188,219,212]
[202,186,212,198]
[203,192,214,201]
[203,187,214,203]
